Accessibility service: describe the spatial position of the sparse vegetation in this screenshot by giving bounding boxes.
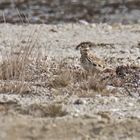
[45,104,67,117]
[0,55,24,80]
[0,27,42,94]
[50,70,71,88]
[88,76,106,92]
[19,103,67,118]
[0,42,139,96]
[0,81,31,94]
[0,21,140,140]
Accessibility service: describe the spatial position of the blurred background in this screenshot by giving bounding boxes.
[0,0,140,24]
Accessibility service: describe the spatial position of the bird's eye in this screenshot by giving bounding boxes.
[93,63,97,66]
[89,44,92,47]
[98,64,102,67]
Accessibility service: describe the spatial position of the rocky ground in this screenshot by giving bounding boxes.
[0,23,140,140]
[0,0,140,24]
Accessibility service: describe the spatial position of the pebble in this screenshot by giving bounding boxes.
[74,98,86,105]
[127,102,134,107]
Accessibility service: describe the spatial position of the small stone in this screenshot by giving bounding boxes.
[79,20,89,25]
[137,99,140,103]
[74,99,86,105]
[98,98,109,105]
[90,23,96,28]
[128,102,134,107]
[110,96,118,103]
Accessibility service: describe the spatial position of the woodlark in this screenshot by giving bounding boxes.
[76,42,106,73]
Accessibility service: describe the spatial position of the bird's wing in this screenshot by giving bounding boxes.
[87,52,105,69]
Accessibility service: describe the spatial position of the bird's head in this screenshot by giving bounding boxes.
[76,41,94,55]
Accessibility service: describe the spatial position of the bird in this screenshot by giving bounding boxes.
[76,41,106,73]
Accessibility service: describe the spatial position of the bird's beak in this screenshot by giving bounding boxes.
[75,44,81,50]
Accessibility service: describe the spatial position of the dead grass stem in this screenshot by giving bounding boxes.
[0,25,41,94]
[20,103,67,117]
[0,81,32,94]
[50,70,71,88]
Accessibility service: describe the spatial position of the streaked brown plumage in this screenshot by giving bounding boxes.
[76,42,106,73]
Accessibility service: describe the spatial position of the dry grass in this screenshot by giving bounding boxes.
[0,26,41,94]
[19,103,67,118]
[71,68,88,82]
[0,24,139,97]
[88,76,106,92]
[77,74,110,97]
[48,64,112,96]
[0,81,32,94]
[0,54,29,80]
[50,70,71,88]
[46,104,67,117]
[2,46,139,97]
[0,22,114,96]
